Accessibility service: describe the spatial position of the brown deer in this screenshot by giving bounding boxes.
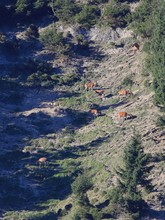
[85,82,96,91]
[118,112,128,118]
[118,112,134,121]
[118,89,132,96]
[37,157,48,167]
[94,89,105,100]
[118,112,128,120]
[89,109,101,117]
[94,89,104,95]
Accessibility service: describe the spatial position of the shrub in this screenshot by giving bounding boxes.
[51,72,80,87]
[10,59,55,87]
[122,76,133,86]
[156,115,165,127]
[86,0,109,4]
[75,5,101,28]
[23,59,53,74]
[25,24,39,38]
[143,79,151,88]
[71,206,90,220]
[108,187,123,203]
[75,34,90,49]
[71,174,92,202]
[40,28,70,54]
[131,0,153,37]
[15,0,30,14]
[131,0,165,109]
[15,0,49,19]
[27,72,54,88]
[49,0,80,23]
[103,0,131,28]
[153,79,165,108]
[59,72,80,86]
[3,210,57,220]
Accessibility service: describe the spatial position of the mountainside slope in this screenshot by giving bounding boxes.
[0,4,165,220]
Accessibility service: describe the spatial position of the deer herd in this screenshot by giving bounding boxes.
[35,43,139,167]
[64,43,139,123]
[85,81,135,121]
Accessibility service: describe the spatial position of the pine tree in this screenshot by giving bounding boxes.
[114,134,153,219]
[132,0,165,109]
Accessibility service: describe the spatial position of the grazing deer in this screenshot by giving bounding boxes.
[94,89,105,100]
[118,112,134,121]
[94,89,105,95]
[118,89,132,96]
[85,82,96,91]
[89,109,101,117]
[118,112,128,120]
[37,157,48,167]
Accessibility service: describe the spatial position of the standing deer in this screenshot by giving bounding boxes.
[118,89,132,96]
[118,112,128,119]
[118,112,134,122]
[89,109,101,117]
[37,157,48,167]
[94,89,106,101]
[94,89,105,95]
[85,82,96,91]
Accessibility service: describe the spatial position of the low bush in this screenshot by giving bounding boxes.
[72,174,92,197]
[59,72,80,86]
[24,59,53,75]
[15,0,49,21]
[25,24,39,38]
[131,0,153,37]
[3,210,57,220]
[49,0,80,23]
[122,76,133,86]
[75,34,90,49]
[75,5,101,28]
[131,0,165,109]
[27,72,54,88]
[103,0,131,28]
[40,28,70,54]
[156,115,165,127]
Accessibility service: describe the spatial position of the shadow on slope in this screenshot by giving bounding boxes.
[0,144,81,212]
[0,101,94,214]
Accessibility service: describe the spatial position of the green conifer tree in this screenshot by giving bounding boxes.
[114,134,153,219]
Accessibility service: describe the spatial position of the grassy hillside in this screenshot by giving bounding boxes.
[0,0,164,220]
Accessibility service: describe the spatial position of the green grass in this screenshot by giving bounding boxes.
[57,135,75,148]
[57,94,89,110]
[3,210,57,220]
[75,129,103,144]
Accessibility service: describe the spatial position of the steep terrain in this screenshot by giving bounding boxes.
[0,12,165,220]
